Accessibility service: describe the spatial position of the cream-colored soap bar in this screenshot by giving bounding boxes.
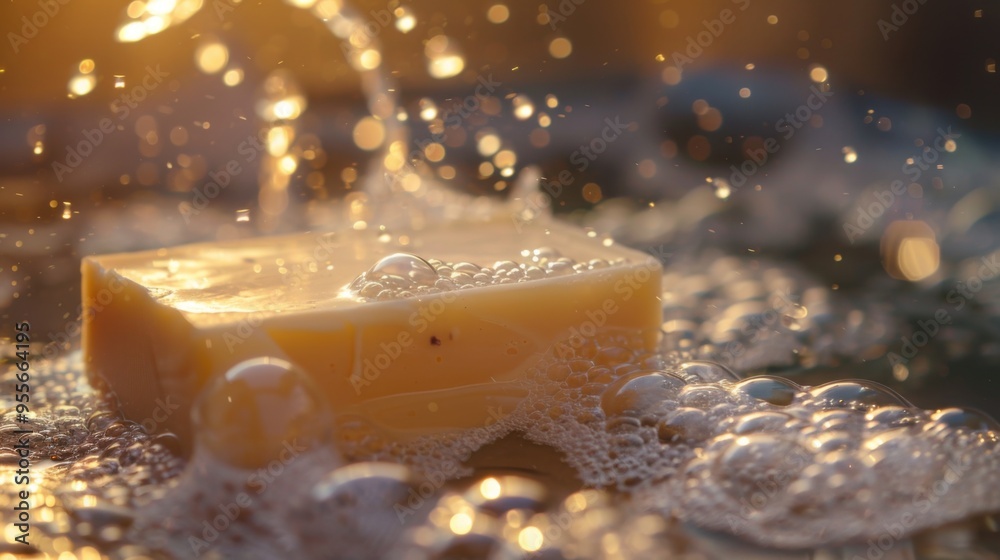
[82,218,662,443]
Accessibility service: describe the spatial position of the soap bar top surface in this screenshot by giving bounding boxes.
[87,218,653,324]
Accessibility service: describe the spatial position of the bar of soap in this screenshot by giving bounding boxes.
[82,218,662,444]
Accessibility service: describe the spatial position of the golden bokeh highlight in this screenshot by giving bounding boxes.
[195,40,229,74]
[548,37,573,59]
[487,4,510,24]
[352,117,386,151]
[881,220,940,282]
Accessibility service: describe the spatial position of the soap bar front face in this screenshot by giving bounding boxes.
[82,218,662,443]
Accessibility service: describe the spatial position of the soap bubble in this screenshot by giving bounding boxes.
[292,462,417,557]
[808,380,909,411]
[191,357,334,468]
[601,370,687,421]
[672,361,741,383]
[370,253,439,283]
[734,376,802,406]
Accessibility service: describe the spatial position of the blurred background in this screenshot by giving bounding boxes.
[1,0,998,415]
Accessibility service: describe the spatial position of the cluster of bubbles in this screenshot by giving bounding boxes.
[346,250,627,301]
[4,270,1000,559]
[112,332,999,558]
[0,353,184,559]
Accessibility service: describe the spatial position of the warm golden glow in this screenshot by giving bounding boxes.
[809,65,829,83]
[479,477,502,500]
[428,55,465,79]
[196,41,229,74]
[487,4,510,24]
[881,220,940,281]
[842,146,858,163]
[548,37,573,59]
[518,527,543,551]
[394,6,416,32]
[493,149,516,169]
[68,75,96,97]
[513,95,534,120]
[896,238,940,281]
[353,117,386,151]
[449,512,473,535]
[115,0,204,42]
[419,98,438,121]
[357,49,382,70]
[223,68,244,87]
[425,35,465,79]
[477,134,501,156]
[424,143,445,162]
